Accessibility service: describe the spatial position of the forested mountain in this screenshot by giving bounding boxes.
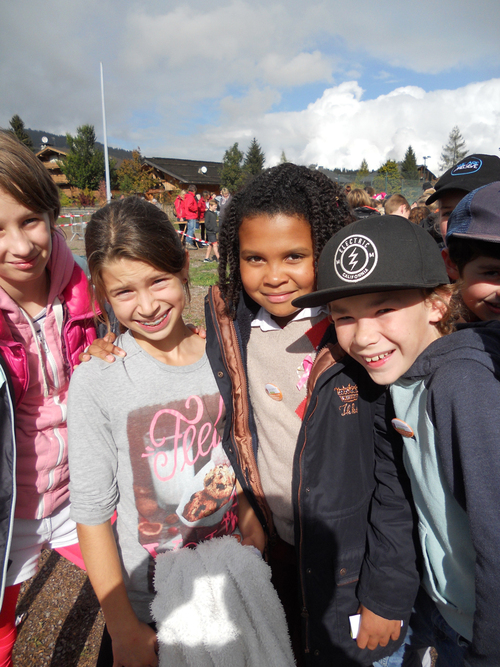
[25,128,133,161]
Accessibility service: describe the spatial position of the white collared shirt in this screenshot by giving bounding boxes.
[251,306,326,332]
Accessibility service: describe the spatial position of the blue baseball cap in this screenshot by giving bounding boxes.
[446,181,500,244]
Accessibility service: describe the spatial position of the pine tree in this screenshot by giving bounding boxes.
[355,158,369,185]
[280,150,288,164]
[219,143,245,193]
[400,146,419,181]
[59,125,115,191]
[243,138,265,178]
[9,114,33,149]
[373,159,401,194]
[439,126,468,173]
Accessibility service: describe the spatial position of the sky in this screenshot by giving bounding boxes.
[1,0,500,176]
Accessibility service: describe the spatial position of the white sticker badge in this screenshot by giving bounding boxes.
[334,234,378,283]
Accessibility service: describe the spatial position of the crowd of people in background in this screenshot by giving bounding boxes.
[346,178,443,245]
[172,155,496,266]
[173,185,231,255]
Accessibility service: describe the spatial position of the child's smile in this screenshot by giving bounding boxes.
[330,289,443,385]
[0,188,52,302]
[102,257,190,354]
[458,255,500,322]
[238,213,315,327]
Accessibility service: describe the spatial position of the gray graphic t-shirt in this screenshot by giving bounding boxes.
[68,332,235,622]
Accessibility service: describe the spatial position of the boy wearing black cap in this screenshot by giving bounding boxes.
[294,215,500,666]
[426,154,500,240]
[444,181,500,322]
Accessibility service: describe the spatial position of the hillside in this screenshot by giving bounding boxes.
[26,128,133,161]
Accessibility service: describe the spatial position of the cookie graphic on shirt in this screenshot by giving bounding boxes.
[203,464,235,500]
[182,490,218,521]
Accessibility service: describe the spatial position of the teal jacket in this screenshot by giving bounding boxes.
[390,321,500,667]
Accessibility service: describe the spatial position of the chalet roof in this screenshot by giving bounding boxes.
[36,146,68,160]
[143,157,222,185]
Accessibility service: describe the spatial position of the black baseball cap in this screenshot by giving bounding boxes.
[446,181,500,244]
[293,215,449,308]
[426,154,500,205]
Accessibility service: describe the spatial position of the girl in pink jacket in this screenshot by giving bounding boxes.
[0,131,96,665]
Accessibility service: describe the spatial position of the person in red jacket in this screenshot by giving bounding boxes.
[174,189,186,246]
[184,184,199,248]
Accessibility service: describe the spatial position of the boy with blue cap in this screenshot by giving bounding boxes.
[443,180,500,322]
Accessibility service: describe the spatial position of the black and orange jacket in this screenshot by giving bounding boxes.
[205,285,419,666]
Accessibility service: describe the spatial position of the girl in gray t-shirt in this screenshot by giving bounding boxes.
[68,198,264,667]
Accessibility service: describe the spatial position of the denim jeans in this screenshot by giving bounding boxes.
[186,219,197,245]
[373,588,470,667]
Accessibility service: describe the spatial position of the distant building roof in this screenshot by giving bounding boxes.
[35,146,71,189]
[36,146,68,160]
[143,157,222,186]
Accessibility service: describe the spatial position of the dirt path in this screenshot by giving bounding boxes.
[14,552,104,666]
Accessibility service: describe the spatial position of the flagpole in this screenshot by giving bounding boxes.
[100,62,111,203]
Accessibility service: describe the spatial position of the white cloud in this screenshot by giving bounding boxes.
[1,0,500,170]
[208,78,500,175]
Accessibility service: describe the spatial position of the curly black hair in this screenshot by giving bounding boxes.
[218,162,354,317]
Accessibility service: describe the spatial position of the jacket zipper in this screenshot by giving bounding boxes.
[207,291,272,536]
[207,294,242,462]
[296,348,341,655]
[297,396,318,654]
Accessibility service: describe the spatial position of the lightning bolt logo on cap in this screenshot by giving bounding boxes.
[334,234,378,284]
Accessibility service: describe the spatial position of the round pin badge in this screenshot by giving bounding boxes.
[334,234,378,284]
[391,418,415,438]
[265,384,283,401]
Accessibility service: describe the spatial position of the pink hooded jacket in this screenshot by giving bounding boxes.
[0,231,97,520]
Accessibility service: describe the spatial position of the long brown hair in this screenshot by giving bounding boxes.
[86,197,188,328]
[0,130,60,224]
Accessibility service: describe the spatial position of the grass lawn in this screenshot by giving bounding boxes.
[189,260,219,286]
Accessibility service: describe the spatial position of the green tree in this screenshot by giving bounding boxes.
[117,150,156,194]
[242,138,265,179]
[59,125,115,191]
[439,126,468,173]
[9,114,33,149]
[280,150,288,164]
[373,159,401,194]
[400,146,419,181]
[355,158,369,185]
[219,142,245,193]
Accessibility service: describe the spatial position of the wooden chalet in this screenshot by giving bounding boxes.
[143,157,223,195]
[417,164,437,184]
[36,146,75,196]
